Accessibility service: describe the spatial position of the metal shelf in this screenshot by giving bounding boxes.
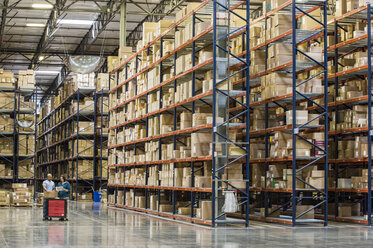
[36,89,109,200]
[109,0,216,76]
[109,91,214,130]
[108,156,213,168]
[107,203,213,226]
[108,184,212,193]
[37,88,96,125]
[36,133,96,154]
[108,124,214,149]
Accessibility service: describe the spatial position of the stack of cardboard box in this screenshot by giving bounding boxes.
[0,115,13,132]
[0,191,10,206]
[18,160,34,179]
[0,92,14,109]
[11,183,31,207]
[0,69,15,87]
[17,70,35,88]
[95,73,109,91]
[71,73,95,90]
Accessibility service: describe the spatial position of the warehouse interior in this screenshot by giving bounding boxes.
[1,0,373,246]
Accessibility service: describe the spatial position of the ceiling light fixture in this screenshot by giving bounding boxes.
[26,23,45,27]
[38,56,45,61]
[36,71,60,74]
[31,3,53,9]
[58,19,94,25]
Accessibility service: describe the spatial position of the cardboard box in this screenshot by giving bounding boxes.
[286,110,308,125]
[178,207,191,215]
[338,178,352,188]
[338,206,352,217]
[336,0,347,16]
[195,176,212,188]
[159,204,173,212]
[260,207,280,217]
[44,191,58,199]
[311,170,325,178]
[201,201,212,220]
[296,205,314,219]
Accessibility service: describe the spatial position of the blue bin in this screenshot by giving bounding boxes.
[93,191,102,202]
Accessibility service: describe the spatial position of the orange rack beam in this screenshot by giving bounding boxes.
[107,156,213,168]
[107,203,213,226]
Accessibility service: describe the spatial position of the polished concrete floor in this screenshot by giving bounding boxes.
[0,202,372,247]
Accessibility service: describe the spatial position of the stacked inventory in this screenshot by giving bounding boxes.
[106,0,373,227]
[107,1,250,226]
[0,69,37,192]
[11,183,32,207]
[325,3,373,224]
[17,70,37,185]
[0,70,16,184]
[36,73,109,201]
[0,190,10,206]
[95,73,110,192]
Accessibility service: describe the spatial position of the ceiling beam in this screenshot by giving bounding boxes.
[4,33,122,39]
[40,0,124,104]
[1,49,114,56]
[74,0,124,55]
[0,0,9,50]
[126,0,186,47]
[0,62,64,66]
[28,0,68,70]
[0,1,162,13]
[4,40,119,46]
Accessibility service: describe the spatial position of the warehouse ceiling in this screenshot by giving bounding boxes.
[0,0,262,104]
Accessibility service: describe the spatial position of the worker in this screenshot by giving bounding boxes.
[42,173,55,221]
[57,176,70,199]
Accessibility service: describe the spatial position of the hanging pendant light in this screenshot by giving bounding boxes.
[64,55,104,74]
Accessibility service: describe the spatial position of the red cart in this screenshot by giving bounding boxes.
[46,199,68,221]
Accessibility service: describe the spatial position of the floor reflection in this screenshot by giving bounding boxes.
[0,202,373,247]
[48,226,65,246]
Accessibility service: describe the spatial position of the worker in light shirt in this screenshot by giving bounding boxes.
[42,173,55,221]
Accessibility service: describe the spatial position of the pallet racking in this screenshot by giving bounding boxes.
[0,79,37,195]
[107,0,250,226]
[36,83,108,201]
[323,4,373,225]
[106,0,373,227]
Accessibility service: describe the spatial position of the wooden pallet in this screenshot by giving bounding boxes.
[12,204,32,207]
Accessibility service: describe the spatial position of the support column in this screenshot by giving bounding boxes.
[120,2,127,47]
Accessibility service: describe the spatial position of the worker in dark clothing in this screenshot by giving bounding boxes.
[57,175,70,199]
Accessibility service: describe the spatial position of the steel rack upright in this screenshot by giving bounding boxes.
[16,86,38,197]
[94,89,109,195]
[0,84,18,188]
[245,0,329,226]
[212,0,250,227]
